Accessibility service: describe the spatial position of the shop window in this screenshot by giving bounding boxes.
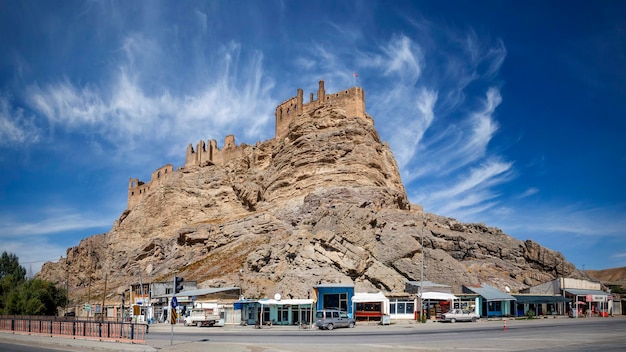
[397,302,406,314]
[323,293,348,311]
[406,302,415,314]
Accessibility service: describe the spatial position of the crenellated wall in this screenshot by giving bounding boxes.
[127,164,174,209]
[275,80,366,140]
[127,80,368,209]
[184,134,243,168]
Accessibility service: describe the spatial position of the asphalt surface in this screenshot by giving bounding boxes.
[2,316,625,352]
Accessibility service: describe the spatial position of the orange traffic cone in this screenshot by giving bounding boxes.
[503,319,507,331]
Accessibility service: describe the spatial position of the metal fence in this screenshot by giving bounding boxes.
[0,316,146,343]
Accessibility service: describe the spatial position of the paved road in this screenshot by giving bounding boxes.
[146,317,626,352]
[2,317,625,351]
[0,341,71,352]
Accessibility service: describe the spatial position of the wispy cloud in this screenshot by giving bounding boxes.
[2,238,69,275]
[381,35,423,83]
[0,208,111,238]
[25,38,276,163]
[0,95,40,146]
[517,187,539,199]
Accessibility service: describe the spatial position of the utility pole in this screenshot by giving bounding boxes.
[101,273,108,322]
[420,211,425,322]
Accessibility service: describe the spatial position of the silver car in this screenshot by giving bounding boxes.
[441,309,480,323]
[315,309,356,330]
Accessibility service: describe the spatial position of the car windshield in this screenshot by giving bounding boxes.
[316,311,324,319]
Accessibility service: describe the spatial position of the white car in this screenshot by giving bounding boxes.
[441,309,479,323]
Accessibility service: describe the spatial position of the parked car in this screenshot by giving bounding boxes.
[441,309,479,323]
[315,309,356,330]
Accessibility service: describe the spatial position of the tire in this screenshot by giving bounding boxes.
[348,322,355,328]
[471,317,477,322]
[450,318,456,323]
[327,323,334,330]
[196,321,202,327]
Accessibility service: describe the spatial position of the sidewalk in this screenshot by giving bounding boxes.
[0,331,157,352]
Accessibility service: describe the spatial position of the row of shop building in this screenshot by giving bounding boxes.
[113,277,621,325]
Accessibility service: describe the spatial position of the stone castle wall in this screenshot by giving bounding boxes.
[127,80,367,209]
[274,81,366,140]
[127,164,174,209]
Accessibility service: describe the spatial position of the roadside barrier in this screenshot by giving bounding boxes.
[0,316,146,344]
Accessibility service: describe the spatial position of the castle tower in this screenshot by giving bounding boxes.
[317,80,325,105]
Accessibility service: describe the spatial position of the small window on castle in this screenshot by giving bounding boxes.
[139,189,142,194]
[158,171,161,178]
[131,181,136,187]
[131,192,134,196]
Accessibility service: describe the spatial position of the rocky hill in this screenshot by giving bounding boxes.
[585,267,626,288]
[38,99,587,305]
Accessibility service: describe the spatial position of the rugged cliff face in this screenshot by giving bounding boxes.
[38,105,586,303]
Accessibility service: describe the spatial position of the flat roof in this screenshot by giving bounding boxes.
[152,286,239,299]
[314,283,354,288]
[513,295,570,304]
[564,289,608,296]
[406,281,451,288]
[464,284,516,301]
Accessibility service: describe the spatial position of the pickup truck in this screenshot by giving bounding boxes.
[441,309,479,323]
[183,308,224,327]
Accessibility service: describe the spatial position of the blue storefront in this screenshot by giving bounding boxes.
[462,284,516,317]
[314,284,355,318]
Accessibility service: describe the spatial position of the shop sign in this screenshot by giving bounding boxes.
[587,294,606,302]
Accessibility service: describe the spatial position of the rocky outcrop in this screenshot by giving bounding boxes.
[38,105,586,304]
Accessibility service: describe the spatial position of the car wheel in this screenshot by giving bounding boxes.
[450,318,456,323]
[471,317,477,322]
[327,323,334,330]
[348,322,355,328]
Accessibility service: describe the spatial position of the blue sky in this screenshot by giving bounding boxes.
[1,1,624,274]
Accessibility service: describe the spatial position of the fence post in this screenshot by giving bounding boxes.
[130,323,135,340]
[11,318,15,332]
[83,321,87,336]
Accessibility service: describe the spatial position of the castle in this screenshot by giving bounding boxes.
[127,80,368,209]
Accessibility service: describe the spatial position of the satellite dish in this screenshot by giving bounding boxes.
[505,286,511,293]
[274,293,281,301]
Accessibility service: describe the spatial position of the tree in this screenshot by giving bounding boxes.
[0,251,27,313]
[0,251,66,316]
[5,279,67,316]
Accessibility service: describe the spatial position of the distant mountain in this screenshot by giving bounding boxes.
[585,267,626,285]
[37,83,588,304]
